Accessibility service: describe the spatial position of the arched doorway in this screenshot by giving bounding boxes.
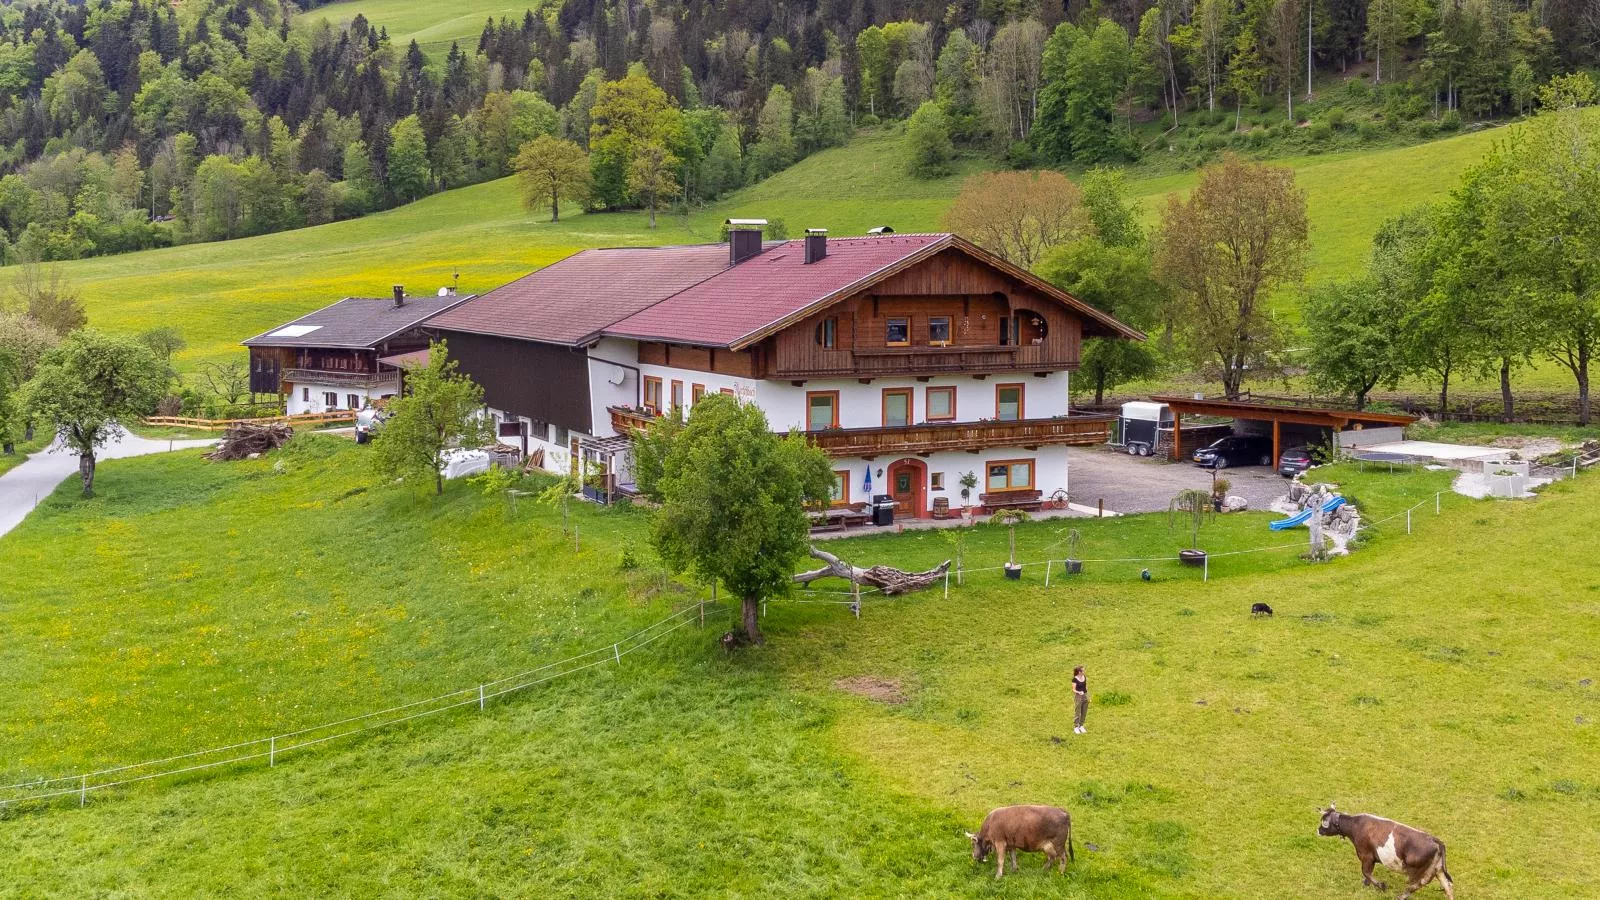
[886,458,928,519]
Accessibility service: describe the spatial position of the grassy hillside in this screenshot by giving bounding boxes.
[20,125,1502,378]
[2,440,1597,895]
[302,0,545,59]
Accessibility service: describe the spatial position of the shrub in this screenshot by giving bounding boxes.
[1413,119,1440,138]
[1002,140,1036,169]
[1325,107,1347,129]
[1201,132,1227,150]
[858,113,881,127]
[1439,109,1463,132]
[1344,78,1372,102]
[1308,121,1333,142]
[1356,121,1381,141]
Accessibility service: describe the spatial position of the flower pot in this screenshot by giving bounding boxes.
[1063,559,1082,575]
[1178,549,1208,567]
[1004,563,1023,580]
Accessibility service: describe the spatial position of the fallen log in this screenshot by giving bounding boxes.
[793,546,951,595]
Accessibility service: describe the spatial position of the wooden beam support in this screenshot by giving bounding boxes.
[1272,419,1281,472]
[1173,416,1183,461]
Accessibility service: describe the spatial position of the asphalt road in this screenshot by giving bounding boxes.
[1068,445,1288,514]
[0,428,217,538]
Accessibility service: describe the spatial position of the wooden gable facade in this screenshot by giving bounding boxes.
[764,247,1085,379]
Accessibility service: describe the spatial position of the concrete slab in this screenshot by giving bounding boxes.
[1359,440,1504,461]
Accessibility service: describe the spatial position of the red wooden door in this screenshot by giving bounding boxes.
[888,460,923,518]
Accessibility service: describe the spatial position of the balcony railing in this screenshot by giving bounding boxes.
[772,344,1047,378]
[283,368,400,390]
[610,406,1112,456]
[805,415,1112,456]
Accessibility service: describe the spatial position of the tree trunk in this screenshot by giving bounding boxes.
[648,203,656,229]
[79,452,96,498]
[1500,358,1514,422]
[1438,370,1451,421]
[550,188,560,222]
[1578,359,1591,426]
[741,595,764,644]
[1094,371,1106,406]
[435,470,444,495]
[793,546,951,594]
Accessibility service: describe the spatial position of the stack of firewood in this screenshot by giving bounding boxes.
[205,422,294,461]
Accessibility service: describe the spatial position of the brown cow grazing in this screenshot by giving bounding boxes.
[966,805,1074,880]
[1317,804,1455,899]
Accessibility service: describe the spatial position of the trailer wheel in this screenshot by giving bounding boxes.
[1138,444,1151,457]
[1127,443,1140,456]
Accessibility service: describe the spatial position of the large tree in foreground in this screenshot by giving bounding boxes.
[371,341,494,496]
[514,135,592,223]
[22,330,167,497]
[1302,278,1403,409]
[1154,154,1307,398]
[635,394,833,645]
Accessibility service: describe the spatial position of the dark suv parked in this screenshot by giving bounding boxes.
[1192,434,1273,469]
[1277,446,1315,477]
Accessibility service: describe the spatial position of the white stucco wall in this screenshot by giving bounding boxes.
[286,383,393,415]
[828,445,1074,512]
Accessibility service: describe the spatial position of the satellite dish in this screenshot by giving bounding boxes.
[607,366,626,386]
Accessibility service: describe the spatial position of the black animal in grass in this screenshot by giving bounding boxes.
[1251,602,1274,617]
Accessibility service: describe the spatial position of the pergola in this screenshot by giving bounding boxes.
[1151,396,1417,464]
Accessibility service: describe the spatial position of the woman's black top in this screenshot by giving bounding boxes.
[1073,675,1086,694]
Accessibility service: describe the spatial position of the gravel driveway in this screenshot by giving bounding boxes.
[1067,445,1288,514]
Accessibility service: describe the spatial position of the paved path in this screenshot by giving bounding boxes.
[0,427,218,538]
[1066,446,1287,514]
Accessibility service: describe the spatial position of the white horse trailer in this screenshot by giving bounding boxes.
[1119,401,1173,457]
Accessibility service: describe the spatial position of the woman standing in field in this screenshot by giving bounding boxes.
[1072,666,1088,734]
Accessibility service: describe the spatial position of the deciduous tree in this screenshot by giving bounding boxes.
[371,342,494,496]
[1154,155,1308,398]
[904,101,954,178]
[514,135,592,222]
[941,170,1090,269]
[626,142,681,229]
[1302,278,1402,408]
[635,394,833,644]
[21,329,168,497]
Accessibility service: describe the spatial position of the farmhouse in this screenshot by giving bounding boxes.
[244,288,470,415]
[429,224,1144,517]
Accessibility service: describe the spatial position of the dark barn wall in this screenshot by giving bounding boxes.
[435,330,593,435]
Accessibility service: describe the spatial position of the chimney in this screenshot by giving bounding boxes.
[725,218,768,265]
[804,228,827,264]
[392,285,405,308]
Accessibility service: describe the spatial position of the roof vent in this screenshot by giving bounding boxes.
[804,228,827,264]
[867,225,895,235]
[392,285,405,307]
[726,218,767,265]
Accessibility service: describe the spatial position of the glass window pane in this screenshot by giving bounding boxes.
[884,392,909,426]
[929,317,951,343]
[927,389,952,419]
[988,464,1008,490]
[808,395,834,430]
[886,318,909,344]
[998,387,1020,421]
[1011,462,1031,488]
[830,472,845,502]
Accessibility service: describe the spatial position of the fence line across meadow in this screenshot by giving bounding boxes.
[0,602,728,812]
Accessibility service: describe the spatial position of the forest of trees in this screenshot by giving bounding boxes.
[0,0,1595,260]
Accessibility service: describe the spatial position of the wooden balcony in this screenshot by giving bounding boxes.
[771,344,1059,378]
[283,368,400,391]
[805,415,1113,456]
[610,405,657,434]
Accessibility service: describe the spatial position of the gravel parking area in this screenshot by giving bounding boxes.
[1067,445,1288,514]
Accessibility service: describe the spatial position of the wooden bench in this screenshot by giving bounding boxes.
[980,490,1044,513]
[809,508,874,532]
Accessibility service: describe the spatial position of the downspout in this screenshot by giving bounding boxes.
[581,343,643,416]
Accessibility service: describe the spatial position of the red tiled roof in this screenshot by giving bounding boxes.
[426,244,733,345]
[606,234,951,346]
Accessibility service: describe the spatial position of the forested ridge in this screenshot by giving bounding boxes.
[0,0,1594,263]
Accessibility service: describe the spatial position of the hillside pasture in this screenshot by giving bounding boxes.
[302,0,547,60]
[1,439,1596,896]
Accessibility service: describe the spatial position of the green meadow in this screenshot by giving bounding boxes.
[302,0,548,59]
[1,438,1596,896]
[16,125,1503,382]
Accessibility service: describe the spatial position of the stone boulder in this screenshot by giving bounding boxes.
[1223,495,1249,512]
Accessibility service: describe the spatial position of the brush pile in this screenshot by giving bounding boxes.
[206,422,294,461]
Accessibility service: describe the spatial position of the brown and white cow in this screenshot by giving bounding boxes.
[1317,804,1455,899]
[966,804,1074,880]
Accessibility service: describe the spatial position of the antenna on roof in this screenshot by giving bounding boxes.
[867,225,894,235]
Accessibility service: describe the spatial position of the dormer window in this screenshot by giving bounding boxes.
[816,317,837,349]
[886,317,910,347]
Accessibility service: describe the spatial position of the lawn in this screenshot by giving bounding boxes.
[2,438,1595,896]
[301,0,548,60]
[0,432,48,478]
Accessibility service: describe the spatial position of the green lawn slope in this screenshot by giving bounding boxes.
[17,125,1502,379]
[1,439,1596,896]
[302,0,546,59]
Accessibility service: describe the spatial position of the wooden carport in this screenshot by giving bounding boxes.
[1151,396,1417,465]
